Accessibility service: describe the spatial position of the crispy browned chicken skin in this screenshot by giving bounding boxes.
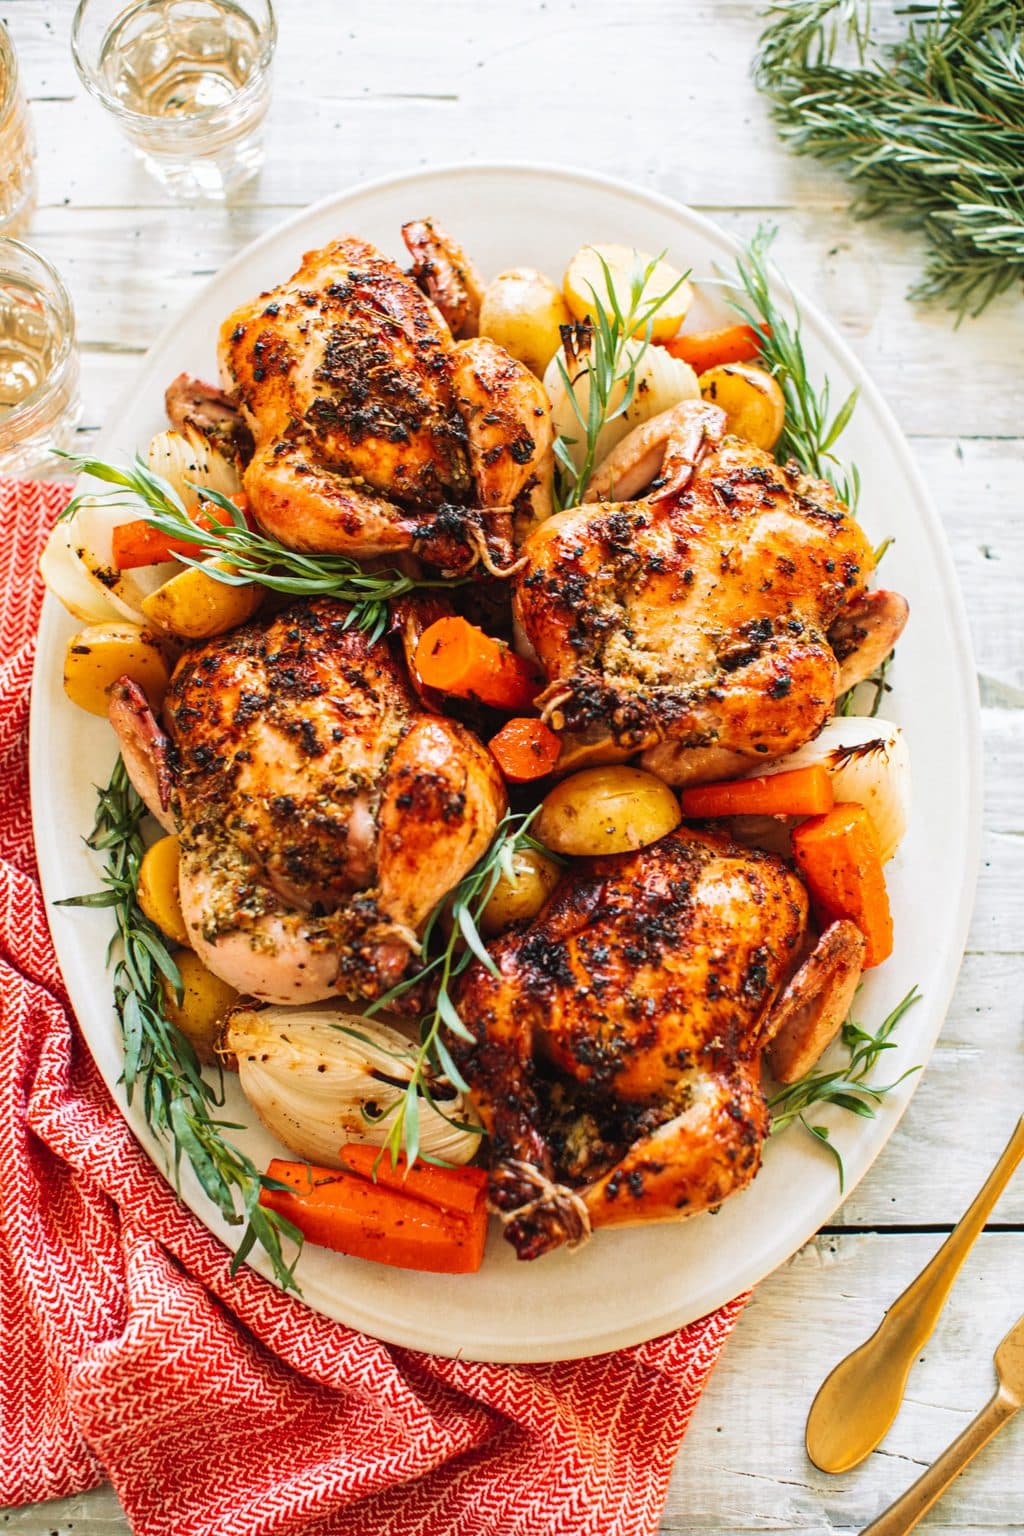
[110,598,506,1006]
[514,401,906,784]
[218,233,550,570]
[454,827,810,1259]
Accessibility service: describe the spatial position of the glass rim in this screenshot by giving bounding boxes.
[0,237,78,427]
[71,0,277,127]
[0,22,19,123]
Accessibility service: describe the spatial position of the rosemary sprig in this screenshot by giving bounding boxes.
[57,454,465,643]
[553,251,691,508]
[726,224,861,510]
[756,0,1024,318]
[60,758,304,1288]
[769,985,921,1190]
[357,811,549,1167]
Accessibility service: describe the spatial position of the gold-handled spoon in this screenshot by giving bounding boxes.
[806,1113,1024,1474]
[860,1309,1024,1536]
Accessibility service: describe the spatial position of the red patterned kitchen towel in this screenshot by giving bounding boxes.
[0,477,746,1536]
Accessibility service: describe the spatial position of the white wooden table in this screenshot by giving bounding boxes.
[3,3,1022,1532]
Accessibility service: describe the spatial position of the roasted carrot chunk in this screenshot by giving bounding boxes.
[414,616,539,711]
[111,494,249,570]
[661,322,771,373]
[790,803,893,968]
[340,1143,488,1219]
[489,717,562,782]
[681,765,834,820]
[259,1156,489,1275]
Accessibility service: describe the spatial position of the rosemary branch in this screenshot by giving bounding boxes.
[769,985,921,1190]
[58,454,466,643]
[60,758,304,1289]
[726,224,861,510]
[756,0,1024,317]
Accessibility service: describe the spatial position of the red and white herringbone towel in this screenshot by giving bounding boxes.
[0,476,746,1536]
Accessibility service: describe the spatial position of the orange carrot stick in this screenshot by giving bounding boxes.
[414,617,539,711]
[111,495,249,570]
[661,323,771,374]
[489,717,562,782]
[259,1158,488,1274]
[339,1143,488,1220]
[681,765,834,820]
[790,803,893,968]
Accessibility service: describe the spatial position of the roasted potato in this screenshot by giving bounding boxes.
[535,766,681,857]
[480,847,562,935]
[563,243,692,342]
[62,622,170,716]
[478,267,571,377]
[140,558,262,640]
[160,949,239,1066]
[137,835,189,946]
[699,362,785,452]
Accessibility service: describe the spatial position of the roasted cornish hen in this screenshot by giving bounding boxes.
[455,826,865,1260]
[515,400,907,784]
[108,597,506,1005]
[218,229,551,569]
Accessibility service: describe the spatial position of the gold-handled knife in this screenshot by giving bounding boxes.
[859,1309,1024,1536]
[805,1114,1024,1473]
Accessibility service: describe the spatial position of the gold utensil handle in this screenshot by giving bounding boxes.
[860,1389,1019,1536]
[894,1116,1024,1352]
[806,1115,1024,1474]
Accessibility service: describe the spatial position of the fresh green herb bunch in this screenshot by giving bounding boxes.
[757,0,1024,318]
[357,811,552,1168]
[769,985,921,1189]
[58,454,465,643]
[727,224,861,510]
[60,757,303,1289]
[553,250,691,508]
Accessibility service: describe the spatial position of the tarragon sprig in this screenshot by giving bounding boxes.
[58,453,466,643]
[769,985,921,1190]
[59,758,304,1289]
[726,223,861,510]
[356,811,552,1168]
[554,250,691,508]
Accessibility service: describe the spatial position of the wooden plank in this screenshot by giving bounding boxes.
[666,1232,1024,1531]
[6,0,849,212]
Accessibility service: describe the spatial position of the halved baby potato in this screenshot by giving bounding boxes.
[140,558,262,640]
[62,622,170,716]
[699,362,785,452]
[480,847,562,935]
[137,834,189,946]
[563,243,692,342]
[535,766,681,857]
[478,267,571,377]
[160,949,239,1066]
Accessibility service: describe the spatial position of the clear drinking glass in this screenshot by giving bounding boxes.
[0,241,81,476]
[0,23,38,236]
[71,0,276,201]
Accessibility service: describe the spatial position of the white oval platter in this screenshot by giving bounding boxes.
[29,163,982,1362]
